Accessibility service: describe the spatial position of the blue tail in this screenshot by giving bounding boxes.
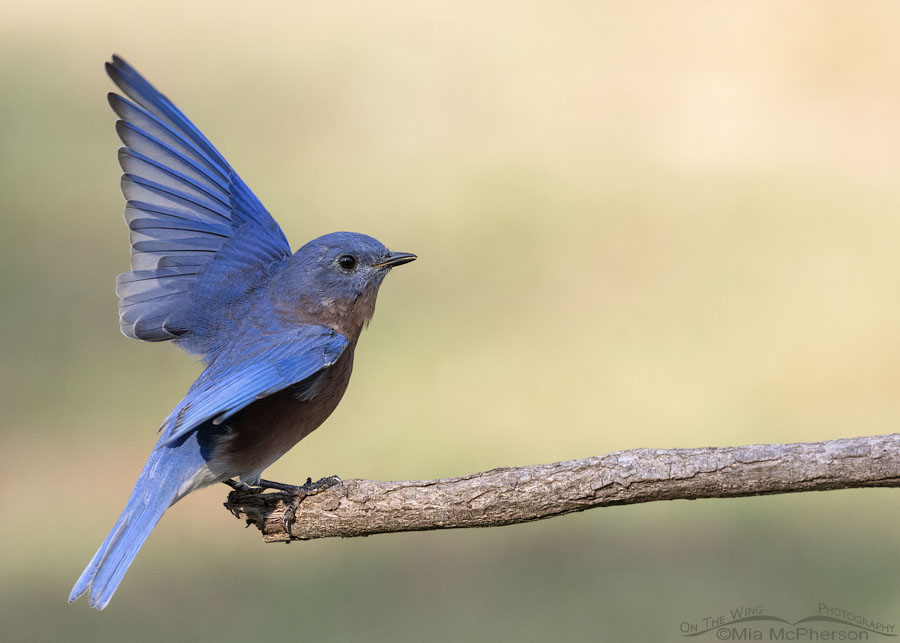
[69,437,209,610]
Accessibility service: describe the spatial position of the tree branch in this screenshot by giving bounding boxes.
[224,433,900,543]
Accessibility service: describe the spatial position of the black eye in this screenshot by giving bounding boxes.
[338,254,358,270]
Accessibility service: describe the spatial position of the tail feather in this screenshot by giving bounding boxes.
[69,493,169,609]
[69,441,209,610]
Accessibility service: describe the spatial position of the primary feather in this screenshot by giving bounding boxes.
[107,54,291,346]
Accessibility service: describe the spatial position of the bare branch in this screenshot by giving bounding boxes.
[224,434,900,543]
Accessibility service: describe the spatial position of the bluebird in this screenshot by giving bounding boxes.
[68,56,416,610]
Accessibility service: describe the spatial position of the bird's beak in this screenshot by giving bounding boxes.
[373,252,417,269]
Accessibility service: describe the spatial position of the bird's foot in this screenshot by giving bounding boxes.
[256,476,343,535]
[222,478,265,523]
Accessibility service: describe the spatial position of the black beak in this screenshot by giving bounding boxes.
[373,252,417,269]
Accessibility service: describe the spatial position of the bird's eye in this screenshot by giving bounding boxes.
[338,254,358,270]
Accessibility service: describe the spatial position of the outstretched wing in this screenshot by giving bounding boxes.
[107,55,292,344]
[158,325,348,448]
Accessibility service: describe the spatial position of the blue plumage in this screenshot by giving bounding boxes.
[69,56,416,609]
[69,435,209,610]
[158,326,348,447]
[107,54,291,343]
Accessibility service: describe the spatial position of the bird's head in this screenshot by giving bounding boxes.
[274,231,416,335]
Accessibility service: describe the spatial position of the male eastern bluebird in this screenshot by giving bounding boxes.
[68,56,416,610]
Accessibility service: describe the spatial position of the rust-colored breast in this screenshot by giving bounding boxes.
[212,346,356,480]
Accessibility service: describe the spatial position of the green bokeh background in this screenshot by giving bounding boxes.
[2,2,900,641]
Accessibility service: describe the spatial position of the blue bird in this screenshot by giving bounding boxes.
[68,55,416,610]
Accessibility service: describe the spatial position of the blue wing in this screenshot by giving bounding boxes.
[107,55,293,344]
[158,325,348,448]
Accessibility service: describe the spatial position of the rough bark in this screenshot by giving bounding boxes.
[224,433,900,543]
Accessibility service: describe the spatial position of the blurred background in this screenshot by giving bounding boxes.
[2,1,900,641]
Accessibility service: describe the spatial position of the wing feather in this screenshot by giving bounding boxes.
[106,55,292,349]
[157,327,348,447]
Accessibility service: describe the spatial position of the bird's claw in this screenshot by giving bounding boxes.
[222,476,342,535]
[222,479,261,520]
[279,475,343,535]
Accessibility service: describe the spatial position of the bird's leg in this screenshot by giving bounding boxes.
[254,478,308,492]
[222,478,254,492]
[256,476,343,534]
